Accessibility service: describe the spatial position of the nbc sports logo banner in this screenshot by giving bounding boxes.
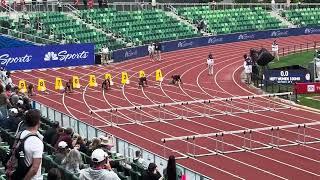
[0,43,94,71]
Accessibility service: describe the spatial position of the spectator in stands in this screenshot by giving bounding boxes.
[75,136,89,154]
[55,127,74,149]
[196,19,205,32]
[0,67,6,86]
[32,0,37,11]
[5,84,11,97]
[83,0,88,9]
[22,96,32,111]
[98,0,103,8]
[104,0,108,8]
[62,149,83,173]
[43,0,48,11]
[210,0,216,10]
[72,133,80,147]
[79,148,120,180]
[0,85,11,119]
[272,40,279,61]
[163,155,182,180]
[57,0,62,12]
[142,163,161,180]
[48,168,62,180]
[51,127,64,147]
[133,150,147,169]
[271,0,276,11]
[151,0,156,10]
[18,109,43,180]
[5,72,13,87]
[99,136,114,152]
[88,137,101,155]
[0,108,22,132]
[43,121,60,145]
[54,141,69,164]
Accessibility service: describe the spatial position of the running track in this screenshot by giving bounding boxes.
[13,35,320,179]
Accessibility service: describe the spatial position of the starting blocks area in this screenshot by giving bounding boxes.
[16,69,164,93]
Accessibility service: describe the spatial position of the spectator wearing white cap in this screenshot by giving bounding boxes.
[53,141,69,164]
[79,148,120,180]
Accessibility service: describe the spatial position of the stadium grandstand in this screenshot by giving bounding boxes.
[0,0,320,180]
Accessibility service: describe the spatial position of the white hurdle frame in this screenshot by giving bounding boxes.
[160,121,320,159]
[91,92,293,113]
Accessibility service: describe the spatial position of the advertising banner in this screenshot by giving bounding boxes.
[112,45,148,62]
[294,82,320,94]
[112,26,320,62]
[0,43,95,70]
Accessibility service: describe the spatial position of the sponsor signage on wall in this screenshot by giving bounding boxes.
[0,43,95,70]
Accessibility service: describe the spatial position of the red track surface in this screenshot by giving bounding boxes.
[12,35,320,179]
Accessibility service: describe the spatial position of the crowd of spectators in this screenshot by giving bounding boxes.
[0,67,183,180]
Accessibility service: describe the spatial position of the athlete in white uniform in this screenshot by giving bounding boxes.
[207,54,214,75]
[272,40,279,61]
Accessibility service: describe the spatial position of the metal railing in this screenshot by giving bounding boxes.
[3,2,320,12]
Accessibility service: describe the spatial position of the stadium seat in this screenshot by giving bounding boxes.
[283,8,320,26]
[80,8,199,45]
[177,6,285,34]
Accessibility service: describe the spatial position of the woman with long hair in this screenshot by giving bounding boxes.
[62,149,83,173]
[163,155,182,180]
[88,137,101,155]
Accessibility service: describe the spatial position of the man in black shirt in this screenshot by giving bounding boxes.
[43,121,60,145]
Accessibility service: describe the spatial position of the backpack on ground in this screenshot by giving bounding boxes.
[5,132,40,180]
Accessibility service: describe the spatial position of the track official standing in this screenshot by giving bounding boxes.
[154,42,161,61]
[315,49,320,80]
[207,54,214,75]
[272,40,279,61]
[243,54,252,84]
[148,43,154,61]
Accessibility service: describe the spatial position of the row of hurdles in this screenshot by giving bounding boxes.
[17,69,164,93]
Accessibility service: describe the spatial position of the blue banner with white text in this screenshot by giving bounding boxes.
[112,26,320,62]
[0,43,95,70]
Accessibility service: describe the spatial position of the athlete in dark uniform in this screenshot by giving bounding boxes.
[171,75,182,85]
[64,79,72,94]
[138,77,148,88]
[102,79,111,90]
